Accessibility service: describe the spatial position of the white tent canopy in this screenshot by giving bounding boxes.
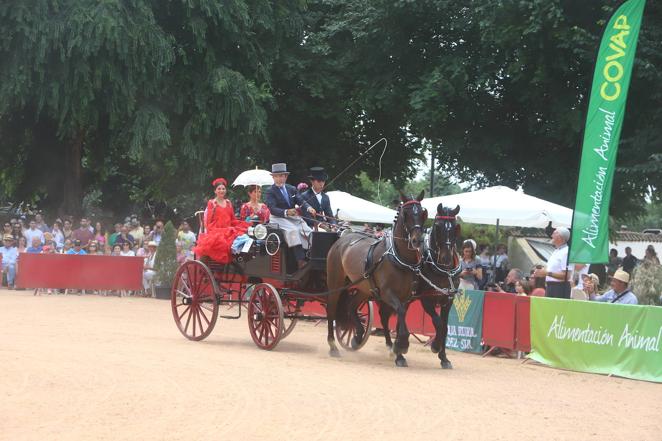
[327,191,396,224]
[421,186,572,228]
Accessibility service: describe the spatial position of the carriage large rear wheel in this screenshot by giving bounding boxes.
[247,283,284,350]
[281,298,300,339]
[171,260,219,341]
[336,298,374,351]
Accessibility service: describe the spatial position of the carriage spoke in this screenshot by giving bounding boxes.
[178,305,191,322]
[198,306,210,326]
[184,307,193,334]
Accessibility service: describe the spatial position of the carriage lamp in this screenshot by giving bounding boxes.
[253,224,268,240]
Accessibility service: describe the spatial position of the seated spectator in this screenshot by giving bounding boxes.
[148,220,164,245]
[61,239,73,254]
[515,279,532,296]
[114,224,135,249]
[1,234,18,289]
[111,244,122,256]
[374,224,385,238]
[571,273,600,301]
[135,242,148,257]
[143,224,151,242]
[492,268,524,293]
[119,241,135,257]
[87,241,103,255]
[26,236,43,254]
[176,243,187,265]
[66,239,87,255]
[23,220,44,247]
[530,265,546,296]
[593,270,637,305]
[129,218,144,246]
[72,218,94,248]
[142,241,158,292]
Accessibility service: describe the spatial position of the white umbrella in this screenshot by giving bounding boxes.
[232,168,273,187]
[327,191,396,224]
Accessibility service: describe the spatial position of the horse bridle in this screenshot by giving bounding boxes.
[386,199,427,270]
[426,213,462,278]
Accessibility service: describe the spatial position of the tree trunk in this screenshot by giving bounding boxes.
[61,131,84,217]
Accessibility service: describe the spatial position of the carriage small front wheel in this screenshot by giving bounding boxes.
[247,283,285,350]
[171,260,219,341]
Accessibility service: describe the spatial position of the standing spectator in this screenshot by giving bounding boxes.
[3,221,13,237]
[607,248,622,276]
[62,219,74,241]
[17,236,27,253]
[42,232,57,251]
[51,221,65,251]
[622,247,638,275]
[72,218,94,248]
[1,235,18,289]
[177,221,197,251]
[93,221,108,247]
[571,273,600,301]
[587,262,607,290]
[119,241,135,257]
[149,220,164,245]
[66,240,87,255]
[108,223,122,247]
[534,227,573,299]
[644,245,660,265]
[573,263,589,289]
[593,270,637,305]
[143,224,152,242]
[142,241,158,293]
[459,241,482,290]
[129,219,144,246]
[34,213,49,232]
[23,220,45,247]
[114,225,135,248]
[176,243,187,265]
[494,244,510,283]
[478,244,492,289]
[11,222,23,242]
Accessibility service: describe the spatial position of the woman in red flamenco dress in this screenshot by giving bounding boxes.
[194,178,249,264]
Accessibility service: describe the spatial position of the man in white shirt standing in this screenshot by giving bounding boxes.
[23,220,45,248]
[534,227,573,299]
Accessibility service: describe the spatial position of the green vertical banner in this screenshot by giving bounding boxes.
[570,0,646,263]
[529,297,662,383]
[446,289,484,353]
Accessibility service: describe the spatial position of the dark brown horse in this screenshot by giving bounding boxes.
[379,203,461,368]
[325,191,427,367]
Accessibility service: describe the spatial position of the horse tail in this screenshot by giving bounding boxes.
[334,286,353,329]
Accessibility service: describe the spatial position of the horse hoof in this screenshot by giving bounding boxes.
[430,341,441,354]
[441,360,453,369]
[329,348,341,358]
[395,356,408,368]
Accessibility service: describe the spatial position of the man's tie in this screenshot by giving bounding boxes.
[280,187,290,208]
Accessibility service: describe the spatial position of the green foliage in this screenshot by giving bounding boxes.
[631,261,662,306]
[153,221,178,286]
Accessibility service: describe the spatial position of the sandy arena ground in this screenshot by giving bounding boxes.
[1,290,659,441]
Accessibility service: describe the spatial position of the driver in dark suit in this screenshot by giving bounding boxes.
[299,167,337,228]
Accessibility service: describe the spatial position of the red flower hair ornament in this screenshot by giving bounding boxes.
[212,178,228,187]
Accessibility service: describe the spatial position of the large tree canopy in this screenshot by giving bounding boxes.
[0,0,659,223]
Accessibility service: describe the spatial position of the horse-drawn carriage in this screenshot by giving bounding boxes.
[170,220,374,351]
[171,192,462,368]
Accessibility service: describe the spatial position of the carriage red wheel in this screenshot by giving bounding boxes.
[336,299,374,351]
[171,260,219,341]
[281,298,299,339]
[247,283,284,350]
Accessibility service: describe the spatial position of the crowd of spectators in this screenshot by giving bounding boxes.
[1,214,197,291]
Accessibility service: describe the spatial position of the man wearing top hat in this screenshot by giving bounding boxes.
[299,167,337,229]
[265,163,314,268]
